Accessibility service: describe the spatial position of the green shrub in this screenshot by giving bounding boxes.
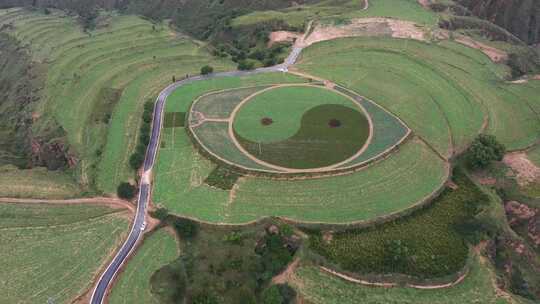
[257,234,294,278]
[151,207,169,221]
[204,166,241,190]
[150,260,187,304]
[172,217,199,239]
[467,134,505,169]
[261,285,283,304]
[238,60,256,70]
[117,182,136,199]
[191,292,219,304]
[129,151,145,170]
[200,65,214,75]
[128,100,156,170]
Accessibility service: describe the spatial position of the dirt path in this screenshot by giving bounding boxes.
[320,264,468,290]
[0,197,135,213]
[454,35,508,63]
[273,258,301,284]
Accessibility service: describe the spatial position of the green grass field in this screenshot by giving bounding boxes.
[232,0,437,28]
[292,257,515,304]
[154,136,447,223]
[109,229,179,304]
[230,138,446,223]
[0,203,129,303]
[297,37,539,156]
[233,86,361,143]
[192,86,269,119]
[0,165,82,199]
[165,73,308,113]
[528,145,540,167]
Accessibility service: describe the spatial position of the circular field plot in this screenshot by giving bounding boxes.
[232,86,371,169]
[188,84,410,174]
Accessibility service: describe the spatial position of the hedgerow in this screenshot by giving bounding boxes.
[308,169,489,278]
[204,166,242,190]
[128,101,155,170]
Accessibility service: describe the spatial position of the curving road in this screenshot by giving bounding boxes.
[89,46,304,304]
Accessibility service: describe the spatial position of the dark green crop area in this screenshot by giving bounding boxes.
[308,171,487,278]
[235,104,370,169]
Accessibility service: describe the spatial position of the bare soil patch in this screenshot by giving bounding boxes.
[503,152,540,186]
[269,31,302,47]
[0,196,135,213]
[304,18,426,47]
[417,0,430,8]
[454,35,508,63]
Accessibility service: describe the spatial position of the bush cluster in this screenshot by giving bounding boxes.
[466,134,505,169]
[117,182,136,200]
[204,166,242,190]
[129,101,155,170]
[200,65,214,75]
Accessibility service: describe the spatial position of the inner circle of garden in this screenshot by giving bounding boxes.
[231,85,371,170]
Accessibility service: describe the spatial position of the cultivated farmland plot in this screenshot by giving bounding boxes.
[0,203,129,303]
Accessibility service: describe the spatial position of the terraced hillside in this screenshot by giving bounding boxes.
[296,37,540,155]
[0,8,233,194]
[0,203,129,303]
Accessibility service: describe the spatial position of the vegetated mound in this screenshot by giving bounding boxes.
[146,219,300,304]
[0,203,129,303]
[235,104,370,169]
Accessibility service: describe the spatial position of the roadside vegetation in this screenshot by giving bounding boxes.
[115,212,300,304]
[109,229,179,304]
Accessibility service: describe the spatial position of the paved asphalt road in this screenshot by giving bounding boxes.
[89,46,304,304]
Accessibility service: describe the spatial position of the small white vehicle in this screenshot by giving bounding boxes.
[140,222,147,231]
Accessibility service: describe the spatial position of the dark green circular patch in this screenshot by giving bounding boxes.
[234,104,370,169]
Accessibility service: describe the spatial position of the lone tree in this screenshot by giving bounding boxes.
[467,134,506,169]
[117,182,136,200]
[200,65,214,75]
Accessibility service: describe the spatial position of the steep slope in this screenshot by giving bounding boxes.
[456,0,540,45]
